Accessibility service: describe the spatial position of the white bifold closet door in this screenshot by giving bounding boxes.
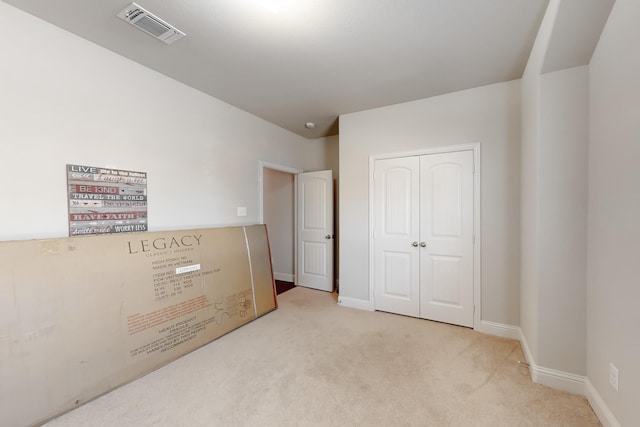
[373,150,474,327]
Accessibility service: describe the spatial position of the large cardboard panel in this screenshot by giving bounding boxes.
[0,225,276,427]
[245,225,278,313]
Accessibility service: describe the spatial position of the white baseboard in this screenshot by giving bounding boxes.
[476,321,583,393]
[337,295,373,311]
[518,330,621,426]
[534,366,587,395]
[518,329,585,395]
[519,330,536,373]
[585,379,621,427]
[475,320,521,340]
[273,272,294,282]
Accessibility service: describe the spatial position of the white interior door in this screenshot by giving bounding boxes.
[373,150,474,327]
[419,151,474,327]
[297,170,334,291]
[373,157,420,317]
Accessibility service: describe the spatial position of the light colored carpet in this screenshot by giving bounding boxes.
[45,287,600,426]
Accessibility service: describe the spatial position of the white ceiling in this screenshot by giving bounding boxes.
[2,0,572,138]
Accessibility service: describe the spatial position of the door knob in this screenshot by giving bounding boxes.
[420,242,426,247]
[412,241,419,247]
[325,235,332,239]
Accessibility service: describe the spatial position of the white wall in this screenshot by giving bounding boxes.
[520,0,559,369]
[537,66,588,374]
[519,71,540,361]
[263,168,294,281]
[324,135,340,177]
[339,80,521,326]
[0,3,329,242]
[588,0,640,424]
[520,0,589,381]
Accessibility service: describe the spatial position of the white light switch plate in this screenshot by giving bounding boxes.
[609,363,619,391]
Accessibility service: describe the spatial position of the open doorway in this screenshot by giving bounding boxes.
[260,163,300,294]
[260,162,336,294]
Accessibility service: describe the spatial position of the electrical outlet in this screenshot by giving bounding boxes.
[609,363,619,391]
[237,207,247,217]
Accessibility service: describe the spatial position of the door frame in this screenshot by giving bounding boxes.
[259,161,302,285]
[368,142,481,329]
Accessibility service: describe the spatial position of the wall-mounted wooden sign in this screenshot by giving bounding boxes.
[67,164,147,236]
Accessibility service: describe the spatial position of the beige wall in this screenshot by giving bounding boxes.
[0,2,330,242]
[339,79,522,326]
[588,0,640,424]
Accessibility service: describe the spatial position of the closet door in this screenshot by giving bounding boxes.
[373,157,420,317]
[419,151,474,327]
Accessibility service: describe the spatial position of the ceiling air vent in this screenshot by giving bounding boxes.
[117,3,185,45]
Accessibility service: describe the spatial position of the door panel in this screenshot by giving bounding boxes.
[297,170,334,291]
[302,241,327,276]
[383,251,413,297]
[373,157,420,317]
[420,151,474,327]
[430,255,462,305]
[431,164,463,237]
